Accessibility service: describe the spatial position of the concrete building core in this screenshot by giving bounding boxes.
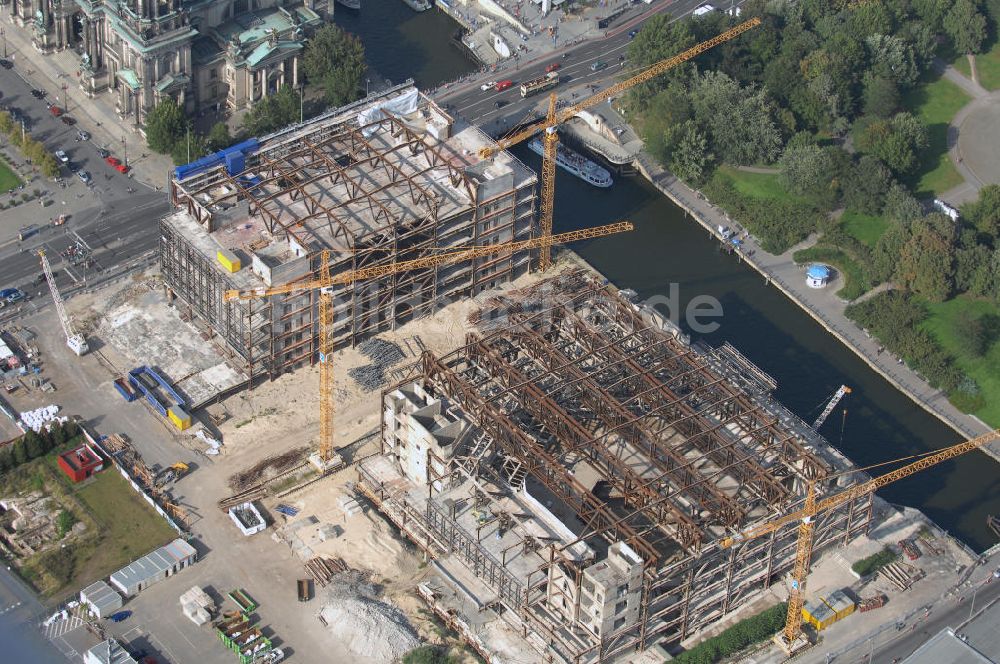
[358,278,874,663]
[160,84,539,381]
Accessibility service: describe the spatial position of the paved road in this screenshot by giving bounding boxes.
[0,564,63,663]
[438,0,729,127]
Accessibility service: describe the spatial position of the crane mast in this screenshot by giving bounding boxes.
[38,250,88,356]
[813,385,851,430]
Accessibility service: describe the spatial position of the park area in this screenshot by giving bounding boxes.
[954,46,1000,92]
[903,74,969,198]
[0,436,176,601]
[0,156,22,192]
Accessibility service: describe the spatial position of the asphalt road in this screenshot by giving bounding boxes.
[0,62,167,303]
[438,0,733,128]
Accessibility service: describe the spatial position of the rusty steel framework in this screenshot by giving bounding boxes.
[358,281,874,663]
[161,87,539,380]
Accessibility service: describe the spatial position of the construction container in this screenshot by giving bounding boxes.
[113,377,136,402]
[802,599,837,631]
[824,590,856,620]
[217,249,241,273]
[168,405,192,430]
[228,588,258,613]
[297,578,311,602]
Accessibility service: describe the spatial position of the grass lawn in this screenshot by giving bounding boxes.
[67,468,177,588]
[793,245,870,301]
[840,210,888,248]
[902,75,969,198]
[0,157,21,191]
[921,296,1000,427]
[953,42,1000,91]
[715,165,802,203]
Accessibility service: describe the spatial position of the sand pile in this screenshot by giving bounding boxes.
[319,573,420,662]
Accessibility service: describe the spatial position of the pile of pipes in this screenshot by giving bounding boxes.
[19,405,67,433]
[304,556,351,587]
[228,447,306,491]
[350,338,406,392]
[878,561,924,591]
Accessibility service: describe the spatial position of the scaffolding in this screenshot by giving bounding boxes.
[358,280,874,664]
[160,85,539,381]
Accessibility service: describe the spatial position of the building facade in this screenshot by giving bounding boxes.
[5,0,331,128]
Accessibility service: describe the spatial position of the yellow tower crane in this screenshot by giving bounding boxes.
[720,428,1000,654]
[479,17,762,271]
[223,222,634,471]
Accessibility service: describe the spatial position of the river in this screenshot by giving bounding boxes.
[338,3,1000,552]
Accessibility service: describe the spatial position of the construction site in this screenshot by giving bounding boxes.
[355,274,875,663]
[160,82,538,383]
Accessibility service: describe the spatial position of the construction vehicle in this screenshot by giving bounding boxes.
[478,18,761,271]
[720,428,1000,654]
[224,222,633,472]
[38,249,88,355]
[155,462,190,487]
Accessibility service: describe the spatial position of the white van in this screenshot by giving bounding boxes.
[693,3,716,16]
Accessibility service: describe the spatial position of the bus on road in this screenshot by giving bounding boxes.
[520,72,559,98]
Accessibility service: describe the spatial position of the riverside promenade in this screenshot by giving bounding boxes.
[633,153,1000,461]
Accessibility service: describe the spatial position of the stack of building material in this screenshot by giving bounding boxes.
[858,595,886,612]
[19,404,66,432]
[338,492,362,517]
[879,561,923,591]
[180,586,214,625]
[228,501,266,536]
[304,556,350,587]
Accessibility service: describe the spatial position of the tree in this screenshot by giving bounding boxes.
[842,156,893,215]
[689,71,783,165]
[883,183,923,224]
[668,121,712,184]
[779,144,841,209]
[944,0,987,55]
[0,448,11,473]
[865,35,918,88]
[169,132,208,166]
[24,431,44,459]
[862,75,900,118]
[872,220,910,283]
[11,440,27,465]
[206,122,233,152]
[858,112,928,175]
[913,0,954,32]
[242,85,301,136]
[56,510,77,539]
[961,184,1000,238]
[640,84,692,164]
[145,99,189,154]
[38,154,60,178]
[302,25,366,107]
[896,217,956,301]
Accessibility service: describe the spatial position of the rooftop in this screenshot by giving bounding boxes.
[80,580,122,612]
[168,84,536,289]
[903,627,996,664]
[110,538,196,590]
[84,639,137,664]
[59,445,102,472]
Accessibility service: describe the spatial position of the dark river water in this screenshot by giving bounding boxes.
[340,2,999,552]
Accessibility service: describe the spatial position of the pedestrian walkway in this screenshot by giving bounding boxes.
[0,17,171,188]
[634,152,1000,458]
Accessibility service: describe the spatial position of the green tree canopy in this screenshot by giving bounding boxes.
[862,74,900,118]
[145,98,189,154]
[944,0,987,55]
[242,85,301,136]
[842,155,893,215]
[896,215,956,301]
[302,25,367,107]
[689,71,783,165]
[961,184,1000,238]
[779,143,841,208]
[206,122,233,152]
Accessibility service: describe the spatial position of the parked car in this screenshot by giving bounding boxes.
[480,81,497,91]
[68,162,80,173]
[114,163,129,174]
[77,170,91,184]
[105,156,121,167]
[108,610,131,623]
[60,116,75,125]
[77,130,90,141]
[0,59,13,70]
[54,150,69,164]
[49,105,63,117]
[30,89,46,99]
[494,80,514,91]
[545,62,561,73]
[590,61,608,72]
[97,147,110,158]
[2,289,25,304]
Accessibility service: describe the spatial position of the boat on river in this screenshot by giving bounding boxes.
[337,0,360,9]
[528,138,613,188]
[402,0,432,10]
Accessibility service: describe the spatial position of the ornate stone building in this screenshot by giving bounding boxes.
[5,0,331,129]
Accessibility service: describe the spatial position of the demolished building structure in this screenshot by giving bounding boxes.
[357,277,874,663]
[160,83,538,381]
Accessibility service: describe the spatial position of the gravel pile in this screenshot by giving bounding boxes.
[319,572,419,662]
[348,364,385,392]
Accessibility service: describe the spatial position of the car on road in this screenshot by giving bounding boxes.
[481,81,497,91]
[61,116,76,125]
[54,150,69,164]
[628,29,639,40]
[590,61,608,72]
[49,105,63,116]
[495,100,508,109]
[77,130,90,141]
[693,3,717,16]
[0,289,25,304]
[0,60,12,70]
[30,89,46,99]
[994,567,1000,579]
[545,63,561,73]
[97,147,110,158]
[77,170,91,184]
[495,80,514,91]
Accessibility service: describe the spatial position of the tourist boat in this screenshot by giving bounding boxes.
[402,0,432,10]
[528,138,613,188]
[336,0,361,10]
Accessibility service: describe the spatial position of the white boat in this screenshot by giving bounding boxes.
[402,0,432,10]
[528,138,613,188]
[336,0,360,9]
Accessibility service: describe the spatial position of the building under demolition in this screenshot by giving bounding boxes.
[160,83,538,380]
[357,275,874,663]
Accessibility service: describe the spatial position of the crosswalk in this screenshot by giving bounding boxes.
[41,613,85,639]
